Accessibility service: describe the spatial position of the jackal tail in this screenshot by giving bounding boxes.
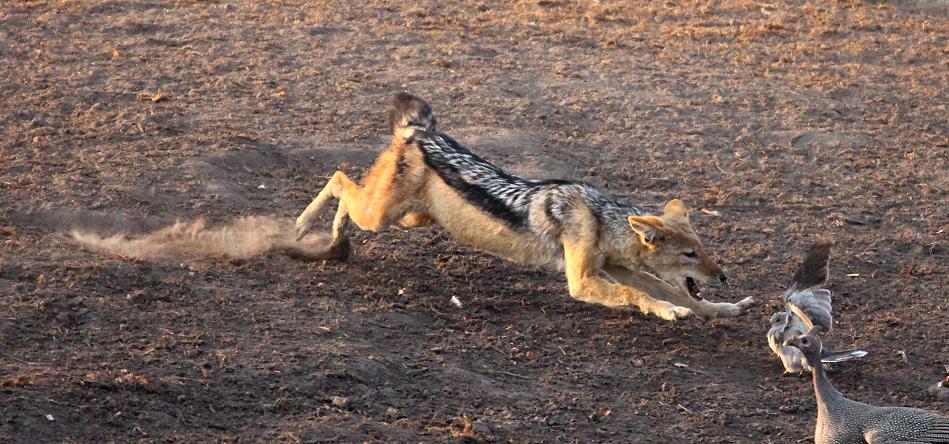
[388,92,436,140]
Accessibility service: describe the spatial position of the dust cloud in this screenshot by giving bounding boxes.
[71,215,335,261]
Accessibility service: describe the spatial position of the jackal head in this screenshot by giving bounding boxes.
[627,199,727,300]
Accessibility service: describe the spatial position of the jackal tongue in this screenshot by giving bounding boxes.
[686,277,702,300]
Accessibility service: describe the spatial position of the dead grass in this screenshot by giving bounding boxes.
[427,414,476,439]
[0,374,36,387]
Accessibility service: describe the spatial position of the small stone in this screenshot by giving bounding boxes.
[385,407,398,418]
[330,396,348,408]
[472,418,496,434]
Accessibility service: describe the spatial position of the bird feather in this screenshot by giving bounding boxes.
[768,241,866,373]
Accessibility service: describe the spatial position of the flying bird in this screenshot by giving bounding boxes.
[767,240,867,375]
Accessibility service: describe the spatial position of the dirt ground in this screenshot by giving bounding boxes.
[1,1,947,442]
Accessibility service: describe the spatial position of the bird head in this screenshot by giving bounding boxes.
[782,327,823,355]
[769,311,789,327]
[781,304,825,366]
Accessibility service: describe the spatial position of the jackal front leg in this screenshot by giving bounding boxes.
[562,240,695,321]
[603,266,755,319]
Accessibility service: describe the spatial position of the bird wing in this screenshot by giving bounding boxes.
[913,412,949,443]
[779,240,834,337]
[786,301,867,364]
[769,240,836,373]
[789,239,833,290]
[767,315,808,373]
[786,288,834,334]
[870,408,949,443]
[767,313,790,357]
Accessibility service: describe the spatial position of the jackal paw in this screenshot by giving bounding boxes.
[717,296,756,318]
[659,304,695,321]
[322,237,352,261]
[736,296,757,313]
[278,236,351,262]
[295,214,318,240]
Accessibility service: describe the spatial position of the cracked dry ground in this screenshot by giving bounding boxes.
[1,1,947,443]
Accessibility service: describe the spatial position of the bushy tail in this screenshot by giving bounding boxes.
[387,92,436,139]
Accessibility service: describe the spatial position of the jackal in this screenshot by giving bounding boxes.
[295,93,756,320]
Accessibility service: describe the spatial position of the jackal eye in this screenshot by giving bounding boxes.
[682,250,697,258]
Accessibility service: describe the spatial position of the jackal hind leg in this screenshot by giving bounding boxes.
[295,171,342,240]
[561,236,694,321]
[398,211,435,228]
[296,170,397,238]
[602,266,754,319]
[295,147,421,258]
[293,171,359,259]
[320,196,353,260]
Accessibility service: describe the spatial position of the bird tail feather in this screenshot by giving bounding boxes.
[820,349,868,363]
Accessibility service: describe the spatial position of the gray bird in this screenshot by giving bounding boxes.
[929,366,949,402]
[784,307,949,444]
[767,240,867,375]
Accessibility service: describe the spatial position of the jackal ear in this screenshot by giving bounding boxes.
[628,215,665,247]
[663,199,690,222]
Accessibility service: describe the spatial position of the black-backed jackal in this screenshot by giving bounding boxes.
[295,93,756,321]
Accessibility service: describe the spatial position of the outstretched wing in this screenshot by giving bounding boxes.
[782,240,834,336]
[767,312,790,356]
[788,239,833,291]
[788,303,867,365]
[786,288,833,334]
[769,240,841,373]
[767,312,809,373]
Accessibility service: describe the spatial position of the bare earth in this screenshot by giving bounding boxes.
[1,1,947,442]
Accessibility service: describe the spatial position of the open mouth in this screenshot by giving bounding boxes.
[686,277,702,300]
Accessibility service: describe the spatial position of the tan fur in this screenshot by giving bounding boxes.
[295,99,755,321]
[559,208,694,321]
